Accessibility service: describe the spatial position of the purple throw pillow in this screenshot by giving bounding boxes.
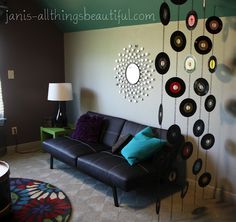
[71,113,104,143]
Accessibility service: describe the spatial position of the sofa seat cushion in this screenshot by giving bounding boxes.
[42,137,110,167]
[76,151,158,191]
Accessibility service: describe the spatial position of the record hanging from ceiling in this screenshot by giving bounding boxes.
[201,133,215,150]
[192,158,202,175]
[184,55,196,73]
[193,119,205,137]
[198,172,212,188]
[165,77,186,98]
[205,95,216,112]
[181,181,189,198]
[208,56,217,73]
[194,78,209,96]
[168,169,178,183]
[167,124,182,144]
[171,0,187,5]
[170,31,187,52]
[160,2,170,26]
[206,16,223,35]
[179,98,197,117]
[194,36,212,55]
[186,10,198,30]
[181,141,193,160]
[155,52,170,74]
[158,104,163,125]
[156,199,161,214]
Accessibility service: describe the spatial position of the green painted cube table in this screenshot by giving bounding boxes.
[40,127,73,142]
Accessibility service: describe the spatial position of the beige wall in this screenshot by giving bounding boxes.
[64,17,236,200]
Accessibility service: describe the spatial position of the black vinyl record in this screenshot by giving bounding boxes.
[193,119,205,137]
[208,56,217,73]
[206,16,223,34]
[198,172,211,188]
[170,31,186,52]
[180,98,197,117]
[194,78,209,96]
[168,169,178,183]
[171,0,187,5]
[194,36,212,55]
[167,124,182,144]
[186,10,198,30]
[205,95,216,112]
[181,141,193,160]
[156,199,161,214]
[165,77,186,98]
[181,181,189,199]
[160,2,170,26]
[201,134,215,150]
[155,52,170,75]
[192,158,202,175]
[158,104,163,125]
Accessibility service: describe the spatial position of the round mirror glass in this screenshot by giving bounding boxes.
[126,63,140,85]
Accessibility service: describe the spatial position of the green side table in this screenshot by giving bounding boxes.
[40,127,73,142]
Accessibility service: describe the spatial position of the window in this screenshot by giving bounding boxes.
[0,81,5,126]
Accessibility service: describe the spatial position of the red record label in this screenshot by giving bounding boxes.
[170,82,181,94]
[165,77,186,98]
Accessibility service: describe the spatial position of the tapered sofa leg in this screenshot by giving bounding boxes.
[112,186,119,207]
[50,155,54,169]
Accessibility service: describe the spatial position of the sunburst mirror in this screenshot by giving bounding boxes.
[114,45,155,103]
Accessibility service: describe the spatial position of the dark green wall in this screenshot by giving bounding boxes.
[37,0,236,32]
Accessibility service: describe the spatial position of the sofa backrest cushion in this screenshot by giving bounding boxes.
[87,111,126,147]
[118,120,168,140]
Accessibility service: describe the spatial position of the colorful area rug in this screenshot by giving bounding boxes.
[6,178,72,222]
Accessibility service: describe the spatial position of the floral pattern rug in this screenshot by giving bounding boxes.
[8,178,72,222]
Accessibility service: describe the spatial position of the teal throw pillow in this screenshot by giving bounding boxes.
[121,127,166,166]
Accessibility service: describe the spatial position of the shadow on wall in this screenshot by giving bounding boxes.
[80,88,98,113]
